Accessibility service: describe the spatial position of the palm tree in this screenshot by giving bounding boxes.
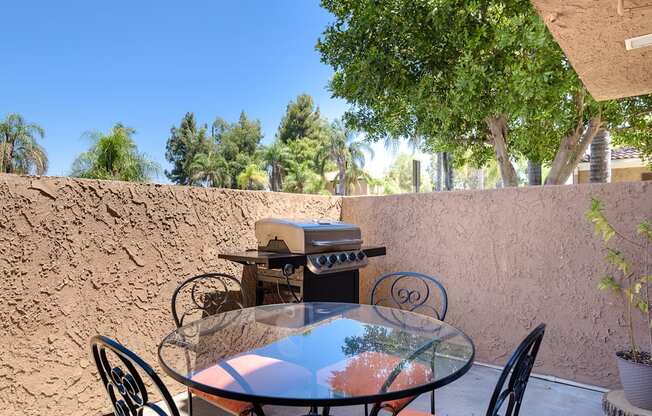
[263,141,289,191]
[0,113,48,175]
[283,161,316,194]
[327,119,373,195]
[70,123,159,182]
[237,163,268,190]
[589,129,611,183]
[189,151,229,187]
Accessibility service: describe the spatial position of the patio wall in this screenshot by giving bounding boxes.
[342,181,652,389]
[0,174,340,416]
[2,173,650,416]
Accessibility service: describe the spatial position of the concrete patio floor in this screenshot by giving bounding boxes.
[153,364,604,416]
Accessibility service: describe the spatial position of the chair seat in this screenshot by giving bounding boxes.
[190,353,313,415]
[326,351,432,413]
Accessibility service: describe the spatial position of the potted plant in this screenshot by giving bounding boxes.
[586,198,652,410]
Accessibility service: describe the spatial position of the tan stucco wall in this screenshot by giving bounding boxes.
[577,166,650,183]
[2,174,651,416]
[342,181,652,388]
[0,174,340,416]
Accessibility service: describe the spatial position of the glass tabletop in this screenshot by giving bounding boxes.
[158,302,475,406]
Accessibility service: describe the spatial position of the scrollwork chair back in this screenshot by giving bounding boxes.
[370,272,448,321]
[171,273,247,328]
[485,324,546,416]
[90,335,180,416]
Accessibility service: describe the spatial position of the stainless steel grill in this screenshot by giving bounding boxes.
[255,218,368,275]
[220,218,385,304]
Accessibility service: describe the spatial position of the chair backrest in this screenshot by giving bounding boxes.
[485,324,546,416]
[90,335,180,416]
[171,272,246,327]
[369,271,448,321]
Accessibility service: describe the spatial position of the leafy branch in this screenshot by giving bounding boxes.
[586,198,652,359]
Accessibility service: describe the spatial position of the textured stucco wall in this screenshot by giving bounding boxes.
[0,174,340,416]
[342,181,652,388]
[2,174,651,416]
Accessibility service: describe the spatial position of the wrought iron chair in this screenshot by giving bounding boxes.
[367,272,448,416]
[484,323,546,416]
[369,272,448,321]
[171,273,254,416]
[90,335,181,416]
[372,324,547,416]
[171,272,247,327]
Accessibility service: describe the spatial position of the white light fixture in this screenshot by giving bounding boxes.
[625,33,652,50]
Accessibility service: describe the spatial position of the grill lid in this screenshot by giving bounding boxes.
[255,218,363,254]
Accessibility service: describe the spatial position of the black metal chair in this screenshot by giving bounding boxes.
[369,272,448,321]
[90,335,181,416]
[374,324,546,416]
[171,272,247,327]
[484,323,546,416]
[171,273,253,416]
[367,272,448,416]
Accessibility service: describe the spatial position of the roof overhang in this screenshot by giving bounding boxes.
[529,0,652,100]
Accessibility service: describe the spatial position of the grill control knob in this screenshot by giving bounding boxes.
[357,251,366,260]
[338,253,348,262]
[317,255,327,266]
[348,252,357,261]
[328,254,338,264]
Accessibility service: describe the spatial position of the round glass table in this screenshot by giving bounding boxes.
[158,302,474,413]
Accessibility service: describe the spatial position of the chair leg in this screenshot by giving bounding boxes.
[365,403,369,416]
[187,388,193,416]
[430,390,435,415]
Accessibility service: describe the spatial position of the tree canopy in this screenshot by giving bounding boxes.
[71,123,159,182]
[0,113,48,175]
[318,0,652,186]
[165,111,264,188]
[165,113,212,186]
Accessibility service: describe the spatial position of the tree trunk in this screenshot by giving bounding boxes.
[445,153,454,190]
[545,116,602,185]
[590,129,611,183]
[527,161,542,185]
[271,163,283,192]
[486,116,519,187]
[435,153,443,192]
[337,160,346,196]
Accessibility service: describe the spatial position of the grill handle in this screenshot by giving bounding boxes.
[311,238,363,247]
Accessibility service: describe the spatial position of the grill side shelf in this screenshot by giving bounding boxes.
[362,246,386,258]
[219,251,307,269]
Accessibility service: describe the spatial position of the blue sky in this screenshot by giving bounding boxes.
[1,0,424,181]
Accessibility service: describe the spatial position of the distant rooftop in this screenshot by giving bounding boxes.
[581,147,642,163]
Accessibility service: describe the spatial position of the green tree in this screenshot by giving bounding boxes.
[267,94,333,194]
[317,0,652,187]
[167,111,264,189]
[0,113,48,175]
[327,119,373,195]
[71,123,159,182]
[276,94,322,144]
[165,113,211,185]
[188,151,229,187]
[283,161,320,194]
[237,163,268,190]
[263,141,290,191]
[212,111,264,188]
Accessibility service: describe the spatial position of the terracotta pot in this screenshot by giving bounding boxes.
[616,351,652,410]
